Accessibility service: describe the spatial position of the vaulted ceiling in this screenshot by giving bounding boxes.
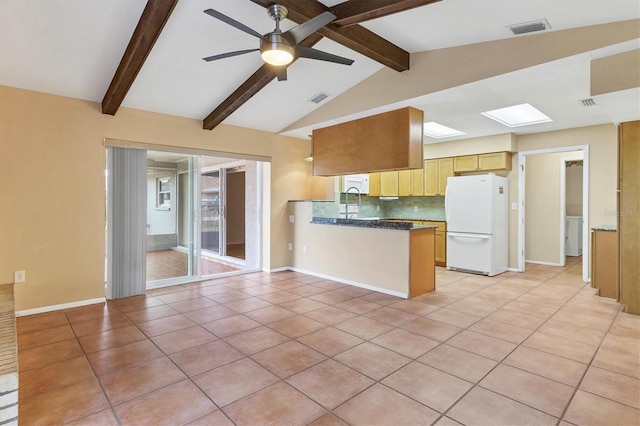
[1,0,638,143]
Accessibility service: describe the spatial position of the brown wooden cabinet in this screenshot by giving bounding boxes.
[399,169,424,196]
[453,155,478,172]
[423,221,446,266]
[368,172,381,196]
[479,152,512,171]
[618,120,640,314]
[424,158,454,196]
[591,230,619,299]
[453,152,512,173]
[438,158,454,195]
[380,171,399,197]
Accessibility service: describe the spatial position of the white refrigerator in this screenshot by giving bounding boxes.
[445,174,508,276]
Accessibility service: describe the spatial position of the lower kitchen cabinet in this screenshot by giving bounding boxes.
[591,229,618,299]
[417,221,446,267]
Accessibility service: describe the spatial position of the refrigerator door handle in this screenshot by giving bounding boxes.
[445,185,450,223]
[448,232,491,239]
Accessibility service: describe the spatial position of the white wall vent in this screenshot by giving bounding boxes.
[580,98,597,107]
[509,19,550,35]
[308,92,330,104]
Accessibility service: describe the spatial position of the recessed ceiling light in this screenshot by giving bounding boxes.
[481,103,552,127]
[424,122,466,139]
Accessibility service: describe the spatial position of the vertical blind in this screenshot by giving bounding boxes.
[107,147,147,299]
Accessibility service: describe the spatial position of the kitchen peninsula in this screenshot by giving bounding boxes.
[287,201,436,298]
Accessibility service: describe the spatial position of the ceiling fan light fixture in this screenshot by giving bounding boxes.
[260,34,294,66]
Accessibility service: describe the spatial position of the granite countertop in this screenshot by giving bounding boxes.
[311,217,437,230]
[288,199,334,202]
[592,225,617,232]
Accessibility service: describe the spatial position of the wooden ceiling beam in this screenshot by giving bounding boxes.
[101,0,178,115]
[331,0,442,27]
[250,0,409,72]
[202,34,323,130]
[205,0,434,130]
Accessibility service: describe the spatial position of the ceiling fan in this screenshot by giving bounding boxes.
[202,4,354,81]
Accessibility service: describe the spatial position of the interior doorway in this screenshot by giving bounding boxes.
[518,145,590,281]
[560,157,584,263]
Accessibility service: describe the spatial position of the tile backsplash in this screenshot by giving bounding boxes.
[314,195,445,220]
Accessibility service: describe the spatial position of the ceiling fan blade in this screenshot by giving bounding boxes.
[202,49,259,62]
[295,45,354,66]
[287,11,336,44]
[204,8,263,39]
[275,67,288,81]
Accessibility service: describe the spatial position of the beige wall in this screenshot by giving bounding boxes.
[507,124,618,270]
[288,202,410,296]
[524,151,581,264]
[425,133,517,159]
[0,86,314,311]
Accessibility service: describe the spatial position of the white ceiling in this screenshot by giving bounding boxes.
[1,0,639,144]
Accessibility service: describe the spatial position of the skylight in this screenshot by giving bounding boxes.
[424,122,466,139]
[481,103,552,127]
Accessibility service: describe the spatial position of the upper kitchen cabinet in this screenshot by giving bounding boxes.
[453,152,512,173]
[399,169,424,196]
[312,107,424,176]
[424,158,454,196]
[380,171,399,197]
[368,172,381,196]
[453,155,478,173]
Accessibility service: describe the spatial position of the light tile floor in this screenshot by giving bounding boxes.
[17,258,640,425]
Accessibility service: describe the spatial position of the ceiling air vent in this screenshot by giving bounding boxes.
[308,92,330,104]
[509,19,550,35]
[580,98,597,107]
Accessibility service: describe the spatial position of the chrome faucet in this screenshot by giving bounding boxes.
[345,186,361,219]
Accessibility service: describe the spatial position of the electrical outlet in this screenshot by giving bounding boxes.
[376,205,380,212]
[414,206,418,212]
[14,270,25,283]
[511,202,518,210]
[288,243,293,251]
[288,215,295,223]
[303,245,307,253]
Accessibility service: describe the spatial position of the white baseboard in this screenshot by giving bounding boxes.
[525,259,564,267]
[507,267,520,272]
[16,297,107,317]
[286,267,408,299]
[268,267,290,273]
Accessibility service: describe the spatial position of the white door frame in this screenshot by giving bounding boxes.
[559,156,584,266]
[518,145,590,281]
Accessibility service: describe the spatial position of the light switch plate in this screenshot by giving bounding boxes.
[511,202,518,210]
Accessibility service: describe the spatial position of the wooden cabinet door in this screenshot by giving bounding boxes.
[368,173,381,196]
[592,230,619,299]
[438,158,454,195]
[398,170,412,196]
[380,171,399,196]
[424,160,438,196]
[619,120,640,313]
[435,231,446,266]
[453,155,478,172]
[411,168,424,196]
[479,152,512,171]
